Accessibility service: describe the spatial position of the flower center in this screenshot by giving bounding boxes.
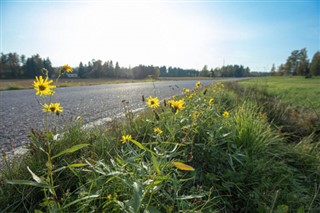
[39,85,46,91]
[151,101,155,105]
[50,107,56,112]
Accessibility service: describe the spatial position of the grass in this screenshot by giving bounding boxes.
[0,79,319,212]
[239,76,320,110]
[233,76,320,142]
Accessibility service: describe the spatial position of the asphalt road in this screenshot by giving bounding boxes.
[0,79,232,152]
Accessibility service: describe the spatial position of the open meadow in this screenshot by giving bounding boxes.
[0,77,319,212]
[239,76,320,109]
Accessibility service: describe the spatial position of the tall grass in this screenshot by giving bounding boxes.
[0,80,319,212]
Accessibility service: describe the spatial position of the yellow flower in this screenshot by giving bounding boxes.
[42,102,63,114]
[121,134,132,144]
[192,111,200,119]
[33,76,56,96]
[196,81,201,88]
[63,64,73,73]
[167,99,174,107]
[146,96,160,109]
[209,98,214,105]
[222,111,229,118]
[154,127,163,135]
[187,93,194,99]
[172,162,195,171]
[183,88,190,93]
[171,99,185,113]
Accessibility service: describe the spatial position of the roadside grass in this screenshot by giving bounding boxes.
[0,80,319,212]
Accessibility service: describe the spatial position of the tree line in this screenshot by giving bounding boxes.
[0,52,251,79]
[271,48,320,77]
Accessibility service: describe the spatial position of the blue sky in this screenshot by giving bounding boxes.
[1,0,319,71]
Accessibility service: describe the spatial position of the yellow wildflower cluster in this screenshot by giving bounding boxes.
[183,88,190,93]
[222,111,230,118]
[121,134,132,144]
[168,99,185,113]
[42,103,63,114]
[208,98,214,105]
[63,64,73,73]
[146,96,160,109]
[33,64,73,115]
[192,111,201,120]
[33,76,56,96]
[154,127,163,135]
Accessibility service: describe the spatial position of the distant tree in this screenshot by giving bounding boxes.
[296,48,309,76]
[270,64,276,75]
[0,52,23,78]
[244,67,250,76]
[132,65,143,79]
[153,66,160,79]
[310,51,320,76]
[43,57,54,77]
[0,53,9,78]
[282,48,310,76]
[284,50,300,75]
[210,68,214,77]
[24,54,44,78]
[20,55,26,66]
[109,61,115,77]
[91,60,103,78]
[216,64,249,77]
[115,62,121,78]
[159,66,167,77]
[78,62,86,78]
[200,65,210,77]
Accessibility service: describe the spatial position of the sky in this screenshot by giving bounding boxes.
[1,0,319,72]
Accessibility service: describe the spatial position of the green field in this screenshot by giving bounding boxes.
[239,76,320,109]
[1,78,319,212]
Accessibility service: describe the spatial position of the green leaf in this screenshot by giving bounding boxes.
[145,206,162,213]
[176,194,206,200]
[52,144,90,159]
[68,163,88,168]
[6,180,50,188]
[276,205,289,213]
[297,206,305,213]
[151,154,161,175]
[128,182,142,213]
[62,195,99,209]
[130,140,146,151]
[27,166,43,183]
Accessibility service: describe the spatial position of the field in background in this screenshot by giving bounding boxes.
[239,76,320,109]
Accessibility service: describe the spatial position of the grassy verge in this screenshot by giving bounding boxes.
[0,80,319,212]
